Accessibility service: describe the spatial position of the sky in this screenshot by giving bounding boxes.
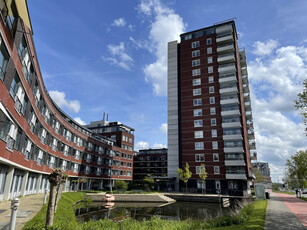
[27,0,306,182]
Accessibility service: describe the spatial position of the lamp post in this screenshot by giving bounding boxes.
[109,170,112,193]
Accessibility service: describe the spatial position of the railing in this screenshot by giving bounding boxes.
[217,43,233,48]
[226,171,246,174]
[220,72,236,78]
[217,33,232,38]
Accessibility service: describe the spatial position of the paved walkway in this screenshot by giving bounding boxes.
[265,190,307,230]
[0,193,45,230]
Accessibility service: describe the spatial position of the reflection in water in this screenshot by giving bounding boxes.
[75,201,237,222]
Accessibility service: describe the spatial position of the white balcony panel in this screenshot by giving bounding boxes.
[220,98,239,105]
[226,174,247,180]
[217,44,234,53]
[219,76,237,83]
[223,134,243,140]
[222,122,242,128]
[250,152,257,160]
[224,147,244,153]
[241,67,247,75]
[242,75,248,84]
[218,64,236,73]
[225,160,246,166]
[221,109,240,116]
[218,54,235,63]
[219,87,238,94]
[216,35,234,43]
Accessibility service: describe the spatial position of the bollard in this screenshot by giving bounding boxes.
[9,198,19,230]
[43,189,48,205]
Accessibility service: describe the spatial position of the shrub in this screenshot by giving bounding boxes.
[114,180,128,190]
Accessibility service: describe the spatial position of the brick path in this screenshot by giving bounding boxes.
[265,190,307,230]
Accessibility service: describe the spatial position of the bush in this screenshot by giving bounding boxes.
[114,180,128,190]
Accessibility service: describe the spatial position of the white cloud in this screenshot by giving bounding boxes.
[248,43,307,182]
[102,42,134,70]
[152,143,167,149]
[137,0,185,96]
[252,39,279,56]
[135,141,149,151]
[159,123,167,133]
[74,117,86,125]
[49,90,80,113]
[112,18,126,27]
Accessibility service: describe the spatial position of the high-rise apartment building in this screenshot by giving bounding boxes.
[168,20,257,196]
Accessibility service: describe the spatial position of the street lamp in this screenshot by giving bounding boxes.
[109,170,112,193]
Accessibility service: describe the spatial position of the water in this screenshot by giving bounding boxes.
[75,201,236,222]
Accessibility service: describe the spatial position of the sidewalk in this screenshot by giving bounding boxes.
[0,193,45,230]
[265,190,307,230]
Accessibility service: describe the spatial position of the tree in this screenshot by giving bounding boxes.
[79,177,87,190]
[114,180,128,191]
[54,173,68,212]
[177,162,192,193]
[143,174,154,192]
[294,79,307,134]
[286,150,307,189]
[253,169,266,183]
[45,168,65,228]
[199,164,207,195]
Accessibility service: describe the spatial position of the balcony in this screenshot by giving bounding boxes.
[243,84,250,93]
[224,147,244,153]
[225,160,246,166]
[241,67,247,75]
[219,75,237,84]
[216,33,234,43]
[220,98,239,105]
[250,152,257,160]
[218,63,236,73]
[245,101,251,110]
[217,43,234,53]
[221,109,240,116]
[226,173,247,180]
[245,110,252,119]
[223,134,243,140]
[216,24,233,34]
[222,121,241,128]
[218,53,235,64]
[249,141,256,149]
[242,75,248,84]
[219,87,238,94]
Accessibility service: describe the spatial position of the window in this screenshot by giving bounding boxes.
[208,66,213,73]
[195,154,204,162]
[192,41,200,48]
[194,119,203,127]
[197,180,205,189]
[194,131,203,139]
[211,130,217,138]
[184,34,192,40]
[208,76,214,83]
[213,153,219,162]
[212,141,218,149]
[208,57,213,64]
[210,107,216,115]
[193,99,202,106]
[211,118,216,126]
[192,68,201,76]
[193,88,201,96]
[207,38,212,45]
[196,165,205,174]
[209,86,214,93]
[192,50,200,57]
[210,97,215,104]
[0,36,9,81]
[195,142,204,150]
[194,109,202,117]
[214,166,220,174]
[192,59,200,67]
[193,78,201,86]
[207,47,212,54]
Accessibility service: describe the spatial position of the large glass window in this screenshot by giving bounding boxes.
[195,142,204,150]
[192,69,201,76]
[194,131,203,139]
[193,109,202,117]
[193,88,201,96]
[193,98,202,106]
[0,36,9,81]
[192,59,200,67]
[195,154,204,162]
[192,50,200,57]
[193,78,201,86]
[192,41,200,48]
[194,119,203,127]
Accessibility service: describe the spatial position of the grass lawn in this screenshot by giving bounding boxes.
[299,197,307,201]
[210,200,267,230]
[272,190,295,195]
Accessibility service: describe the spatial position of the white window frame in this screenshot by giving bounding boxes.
[192,41,200,48]
[192,69,201,76]
[210,96,215,104]
[208,57,213,64]
[192,50,200,57]
[212,141,218,149]
[193,98,202,106]
[195,153,204,162]
[194,131,203,139]
[193,78,201,86]
[209,86,214,93]
[211,129,217,138]
[207,47,212,54]
[211,118,216,126]
[207,38,212,45]
[213,153,219,162]
[194,119,203,127]
[193,88,201,96]
[210,107,216,115]
[195,142,204,150]
[192,59,200,67]
[194,109,202,117]
[208,66,213,73]
[214,166,220,175]
[208,76,214,83]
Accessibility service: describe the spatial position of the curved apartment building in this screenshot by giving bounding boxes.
[0,0,134,201]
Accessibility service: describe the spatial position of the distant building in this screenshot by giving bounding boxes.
[133,148,170,190]
[167,20,257,196]
[252,162,272,184]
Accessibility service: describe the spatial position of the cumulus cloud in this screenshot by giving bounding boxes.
[135,141,149,151]
[152,143,167,149]
[102,42,134,70]
[74,117,86,125]
[112,18,126,27]
[49,90,80,113]
[248,43,307,182]
[136,0,185,96]
[252,39,279,56]
[159,123,167,133]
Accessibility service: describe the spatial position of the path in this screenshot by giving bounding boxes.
[265,190,307,230]
[0,193,45,230]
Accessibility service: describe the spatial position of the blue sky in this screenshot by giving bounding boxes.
[27,0,306,182]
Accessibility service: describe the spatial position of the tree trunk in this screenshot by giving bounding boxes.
[185,182,188,193]
[45,183,57,228]
[54,183,64,212]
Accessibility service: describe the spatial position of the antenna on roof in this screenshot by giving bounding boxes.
[107,114,109,121]
[213,17,237,25]
[103,112,105,121]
